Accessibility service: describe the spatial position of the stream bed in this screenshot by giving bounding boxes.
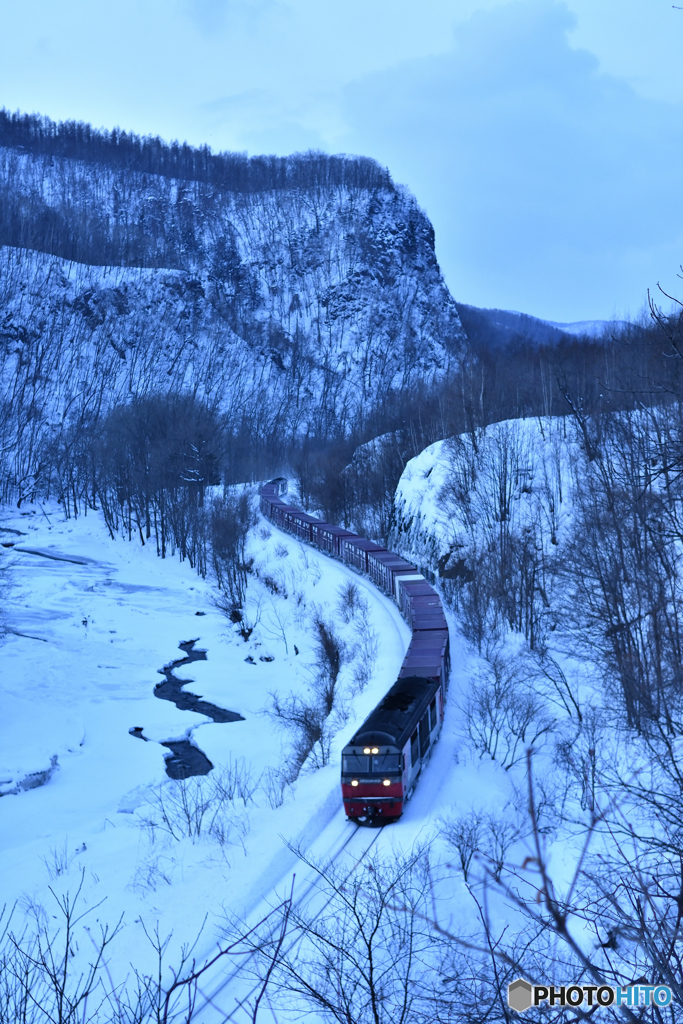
[132,639,244,780]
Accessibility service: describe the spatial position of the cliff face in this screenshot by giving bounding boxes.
[0,135,464,494]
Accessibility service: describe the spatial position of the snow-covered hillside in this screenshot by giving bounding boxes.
[389,411,683,1011]
[0,143,464,502]
[1,499,498,1021]
[392,417,575,575]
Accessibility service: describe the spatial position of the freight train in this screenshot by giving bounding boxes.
[258,479,450,824]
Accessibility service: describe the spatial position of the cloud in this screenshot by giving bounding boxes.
[183,0,275,34]
[341,0,683,320]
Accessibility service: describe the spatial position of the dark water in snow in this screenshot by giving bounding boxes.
[160,739,214,780]
[132,639,245,780]
[154,639,244,724]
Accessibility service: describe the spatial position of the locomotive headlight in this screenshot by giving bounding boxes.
[383,779,391,787]
[371,747,379,754]
[363,748,371,754]
[351,780,359,787]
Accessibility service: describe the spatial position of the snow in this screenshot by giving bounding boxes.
[1,497,507,1019]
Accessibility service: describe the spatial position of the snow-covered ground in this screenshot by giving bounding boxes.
[0,499,517,1019]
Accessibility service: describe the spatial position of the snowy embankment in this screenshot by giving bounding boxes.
[386,413,683,1008]
[392,416,577,571]
[0,497,496,1017]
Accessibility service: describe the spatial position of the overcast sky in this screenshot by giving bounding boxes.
[1,0,682,322]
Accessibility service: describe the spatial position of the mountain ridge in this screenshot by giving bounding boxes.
[0,114,464,502]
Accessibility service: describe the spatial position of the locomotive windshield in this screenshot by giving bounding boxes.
[342,753,401,774]
[372,754,400,773]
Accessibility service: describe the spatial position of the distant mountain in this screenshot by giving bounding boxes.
[543,318,630,337]
[455,303,631,351]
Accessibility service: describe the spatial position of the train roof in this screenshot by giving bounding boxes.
[401,582,439,598]
[312,522,356,537]
[368,557,417,573]
[347,674,439,750]
[284,510,319,524]
[409,629,449,648]
[412,613,448,630]
[342,537,386,553]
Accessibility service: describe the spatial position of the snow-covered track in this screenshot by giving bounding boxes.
[192,823,385,1022]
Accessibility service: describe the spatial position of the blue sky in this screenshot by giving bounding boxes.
[1,0,682,322]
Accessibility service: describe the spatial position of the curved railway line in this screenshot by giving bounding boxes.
[192,479,452,1021]
[259,479,451,824]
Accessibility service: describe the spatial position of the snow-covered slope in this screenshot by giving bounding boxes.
[391,417,576,574]
[0,144,464,499]
[0,500,485,1016]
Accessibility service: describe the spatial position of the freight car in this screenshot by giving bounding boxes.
[258,479,450,824]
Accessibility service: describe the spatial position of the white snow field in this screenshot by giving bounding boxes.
[0,498,515,1021]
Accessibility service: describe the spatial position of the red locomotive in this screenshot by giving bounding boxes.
[258,479,450,823]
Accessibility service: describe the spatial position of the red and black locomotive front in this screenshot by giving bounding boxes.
[341,734,404,822]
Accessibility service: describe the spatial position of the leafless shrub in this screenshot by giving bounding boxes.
[299,553,321,586]
[137,761,254,846]
[466,646,554,769]
[335,584,380,693]
[256,569,286,597]
[0,880,292,1024]
[481,815,525,881]
[441,811,525,882]
[261,600,289,653]
[0,873,122,1024]
[350,615,379,693]
[554,707,605,814]
[352,661,372,693]
[260,767,290,809]
[267,693,331,773]
[265,848,438,1024]
[274,543,289,558]
[336,581,365,623]
[535,651,582,722]
[312,613,345,693]
[441,812,484,881]
[211,756,258,807]
[429,750,683,1020]
[40,840,80,881]
[138,780,216,843]
[128,854,175,895]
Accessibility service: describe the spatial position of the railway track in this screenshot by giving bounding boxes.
[185,480,450,1021]
[189,820,385,1022]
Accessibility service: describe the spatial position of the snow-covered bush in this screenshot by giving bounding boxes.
[440,810,525,883]
[137,759,255,847]
[465,645,555,770]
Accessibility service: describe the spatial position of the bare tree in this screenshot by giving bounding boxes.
[0,877,293,1024]
[266,848,440,1024]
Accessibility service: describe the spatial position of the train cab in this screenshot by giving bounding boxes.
[341,674,444,823]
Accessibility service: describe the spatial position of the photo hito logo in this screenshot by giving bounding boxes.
[508,978,673,1011]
